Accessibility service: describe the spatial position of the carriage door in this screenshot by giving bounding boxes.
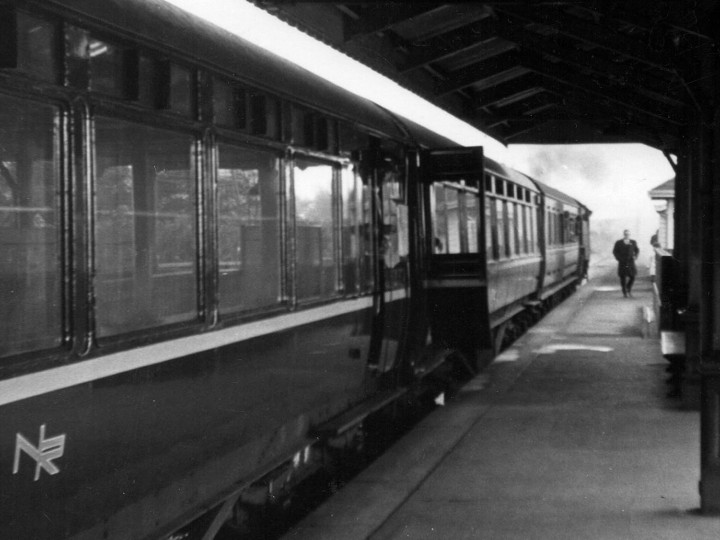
[421,147,493,367]
[361,147,410,373]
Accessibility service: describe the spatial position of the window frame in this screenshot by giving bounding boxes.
[290,152,343,304]
[214,138,285,317]
[89,107,204,341]
[0,88,70,359]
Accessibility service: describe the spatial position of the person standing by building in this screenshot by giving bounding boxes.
[613,229,639,297]
[649,229,660,281]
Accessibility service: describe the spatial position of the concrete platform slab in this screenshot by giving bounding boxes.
[284,266,720,540]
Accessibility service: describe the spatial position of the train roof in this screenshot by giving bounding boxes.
[39,0,454,148]
[484,157,539,193]
[530,177,584,208]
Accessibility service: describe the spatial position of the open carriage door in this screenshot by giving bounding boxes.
[357,145,411,374]
[421,147,494,369]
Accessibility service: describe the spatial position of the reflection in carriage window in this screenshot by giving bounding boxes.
[94,118,197,337]
[213,79,236,127]
[432,183,479,256]
[546,211,551,246]
[443,187,461,254]
[0,95,61,356]
[495,199,505,258]
[507,201,516,256]
[465,191,479,252]
[88,38,126,97]
[522,205,529,253]
[16,13,58,82]
[294,158,337,300]
[217,144,280,313]
[341,165,373,294]
[485,197,496,259]
[169,64,193,116]
[381,169,408,289]
[431,184,447,254]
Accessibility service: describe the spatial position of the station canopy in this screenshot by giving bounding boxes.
[251,1,720,151]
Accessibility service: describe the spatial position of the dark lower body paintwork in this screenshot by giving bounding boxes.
[1,303,382,539]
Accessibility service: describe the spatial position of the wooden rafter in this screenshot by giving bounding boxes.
[581,1,712,42]
[344,3,443,40]
[436,51,529,95]
[472,73,544,108]
[400,18,495,72]
[530,70,685,132]
[491,86,548,108]
[492,14,686,108]
[494,5,676,73]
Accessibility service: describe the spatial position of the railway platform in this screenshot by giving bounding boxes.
[283,263,720,539]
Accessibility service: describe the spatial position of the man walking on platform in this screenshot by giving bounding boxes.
[613,229,639,297]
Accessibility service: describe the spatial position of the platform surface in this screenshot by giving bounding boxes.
[284,264,720,539]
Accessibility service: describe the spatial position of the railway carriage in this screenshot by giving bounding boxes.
[535,179,586,300]
[483,161,544,332]
[0,1,589,539]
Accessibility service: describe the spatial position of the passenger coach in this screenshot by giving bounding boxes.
[0,1,589,539]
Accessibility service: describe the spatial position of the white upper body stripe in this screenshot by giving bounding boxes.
[0,295,390,407]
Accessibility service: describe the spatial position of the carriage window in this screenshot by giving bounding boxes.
[547,211,553,246]
[556,213,562,244]
[485,197,497,259]
[0,95,61,356]
[513,203,521,254]
[444,187,461,253]
[89,38,127,97]
[382,169,408,288]
[94,118,197,337]
[566,214,578,243]
[495,198,505,258]
[16,13,58,82]
[341,165,373,294]
[525,206,531,252]
[431,184,447,253]
[169,64,193,116]
[138,56,159,108]
[292,107,319,147]
[495,177,504,196]
[217,144,280,313]
[213,79,236,127]
[432,184,479,255]
[507,202,516,255]
[503,201,512,257]
[341,166,358,293]
[250,93,278,137]
[547,210,553,246]
[294,158,337,300]
[361,182,374,292]
[465,191,479,253]
[432,184,458,254]
[338,121,370,156]
[66,25,90,89]
[529,206,537,252]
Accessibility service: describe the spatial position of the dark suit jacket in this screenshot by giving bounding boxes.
[613,239,639,276]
